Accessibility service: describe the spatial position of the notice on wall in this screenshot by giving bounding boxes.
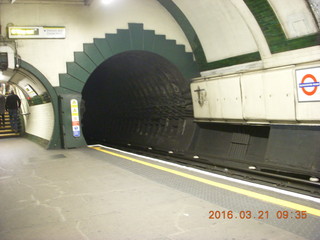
[70,99,81,138]
[296,67,320,102]
[8,26,66,39]
[24,84,38,97]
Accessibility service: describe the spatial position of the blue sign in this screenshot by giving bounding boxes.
[299,82,320,88]
[73,131,81,137]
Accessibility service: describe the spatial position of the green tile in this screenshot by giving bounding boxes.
[66,62,90,83]
[117,29,132,50]
[129,23,144,50]
[161,39,177,56]
[204,52,261,71]
[158,0,318,70]
[83,43,104,66]
[157,0,261,71]
[143,30,156,51]
[106,31,131,55]
[244,0,319,53]
[62,23,201,96]
[74,52,96,73]
[175,52,198,77]
[152,35,167,56]
[94,38,113,59]
[59,73,85,93]
[157,0,205,66]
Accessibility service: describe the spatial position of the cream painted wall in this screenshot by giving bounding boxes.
[0,0,192,86]
[268,0,318,39]
[173,0,258,62]
[201,46,320,78]
[191,61,320,125]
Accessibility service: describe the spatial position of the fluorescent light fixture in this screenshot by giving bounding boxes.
[101,0,114,4]
[10,28,37,36]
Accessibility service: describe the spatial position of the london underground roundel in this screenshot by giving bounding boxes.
[296,67,320,102]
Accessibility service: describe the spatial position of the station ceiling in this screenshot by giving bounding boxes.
[1,0,319,72]
[3,0,91,5]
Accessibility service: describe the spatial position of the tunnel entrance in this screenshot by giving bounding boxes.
[82,50,197,153]
[80,51,320,191]
[0,66,57,148]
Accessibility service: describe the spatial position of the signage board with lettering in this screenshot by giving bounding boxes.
[8,26,66,39]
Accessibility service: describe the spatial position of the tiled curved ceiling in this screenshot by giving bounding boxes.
[2,0,90,5]
[172,0,259,63]
[4,0,319,71]
[158,0,319,71]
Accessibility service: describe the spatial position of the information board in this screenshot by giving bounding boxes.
[8,26,66,39]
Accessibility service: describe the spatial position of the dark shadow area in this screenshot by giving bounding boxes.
[82,50,197,153]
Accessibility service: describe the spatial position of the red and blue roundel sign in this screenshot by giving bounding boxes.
[296,67,320,102]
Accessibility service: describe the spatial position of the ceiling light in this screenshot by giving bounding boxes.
[101,0,114,4]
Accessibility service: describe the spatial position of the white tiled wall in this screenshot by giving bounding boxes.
[25,103,54,140]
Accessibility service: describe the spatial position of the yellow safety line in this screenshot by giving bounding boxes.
[89,146,320,217]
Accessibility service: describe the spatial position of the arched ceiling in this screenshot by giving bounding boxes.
[158,0,319,71]
[170,0,260,63]
[3,0,319,73]
[3,0,91,5]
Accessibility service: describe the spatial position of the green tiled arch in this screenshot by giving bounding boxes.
[19,60,62,149]
[244,0,319,54]
[59,23,200,93]
[157,0,261,71]
[157,0,318,71]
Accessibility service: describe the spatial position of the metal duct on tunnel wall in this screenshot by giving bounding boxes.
[82,50,197,154]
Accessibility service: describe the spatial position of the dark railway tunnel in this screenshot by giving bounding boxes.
[82,50,197,154]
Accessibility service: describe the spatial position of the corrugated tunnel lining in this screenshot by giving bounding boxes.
[82,50,195,150]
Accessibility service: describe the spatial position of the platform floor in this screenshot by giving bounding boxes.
[0,138,319,240]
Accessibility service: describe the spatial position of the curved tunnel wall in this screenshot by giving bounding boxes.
[19,60,62,149]
[59,23,200,152]
[82,50,196,152]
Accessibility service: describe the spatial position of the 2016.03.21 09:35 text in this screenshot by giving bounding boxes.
[208,210,307,220]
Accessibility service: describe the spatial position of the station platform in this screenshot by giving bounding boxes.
[0,138,319,240]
